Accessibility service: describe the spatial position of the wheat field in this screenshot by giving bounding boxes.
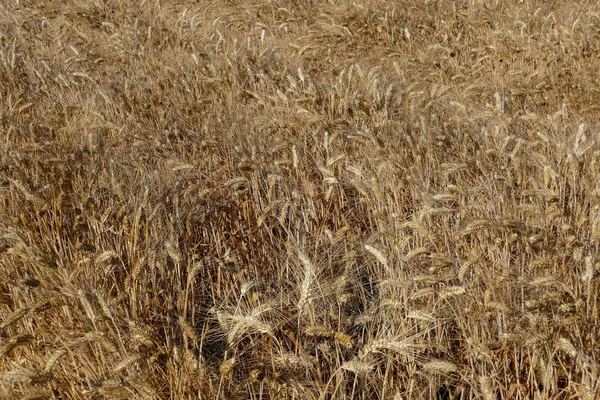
[0,0,599,399]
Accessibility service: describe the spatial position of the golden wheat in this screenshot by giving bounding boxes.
[1,0,599,398]
[341,359,374,376]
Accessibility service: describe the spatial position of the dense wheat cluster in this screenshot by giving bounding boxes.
[1,0,600,398]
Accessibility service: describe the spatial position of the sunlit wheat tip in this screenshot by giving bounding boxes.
[406,310,436,322]
[304,325,334,337]
[77,289,96,321]
[479,376,495,400]
[364,244,388,267]
[95,250,118,264]
[439,285,466,300]
[1,307,30,328]
[404,246,428,262]
[4,367,52,384]
[555,337,578,357]
[422,360,458,374]
[341,359,374,375]
[334,331,354,349]
[529,276,555,286]
[44,349,68,372]
[114,353,143,373]
[179,316,198,341]
[165,241,183,263]
[21,393,51,400]
[219,357,236,379]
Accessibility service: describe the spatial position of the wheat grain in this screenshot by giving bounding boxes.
[129,321,155,349]
[0,333,34,356]
[458,250,481,282]
[219,357,236,379]
[583,255,594,282]
[304,325,334,338]
[461,219,490,236]
[362,338,417,358]
[94,289,115,321]
[165,241,183,263]
[406,310,436,322]
[413,274,437,285]
[84,331,118,353]
[32,299,54,314]
[380,299,404,310]
[278,201,291,225]
[128,378,157,399]
[297,250,315,314]
[44,349,67,372]
[404,246,428,262]
[529,276,556,286]
[478,376,495,400]
[439,285,466,301]
[178,316,198,341]
[227,315,273,344]
[422,360,458,374]
[334,331,354,349]
[275,353,315,370]
[555,337,578,358]
[249,367,265,382]
[127,256,146,291]
[22,393,51,400]
[77,289,96,322]
[95,250,118,264]
[4,367,52,384]
[409,287,435,300]
[364,244,388,268]
[0,307,29,328]
[114,353,143,373]
[97,380,132,397]
[341,359,374,375]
